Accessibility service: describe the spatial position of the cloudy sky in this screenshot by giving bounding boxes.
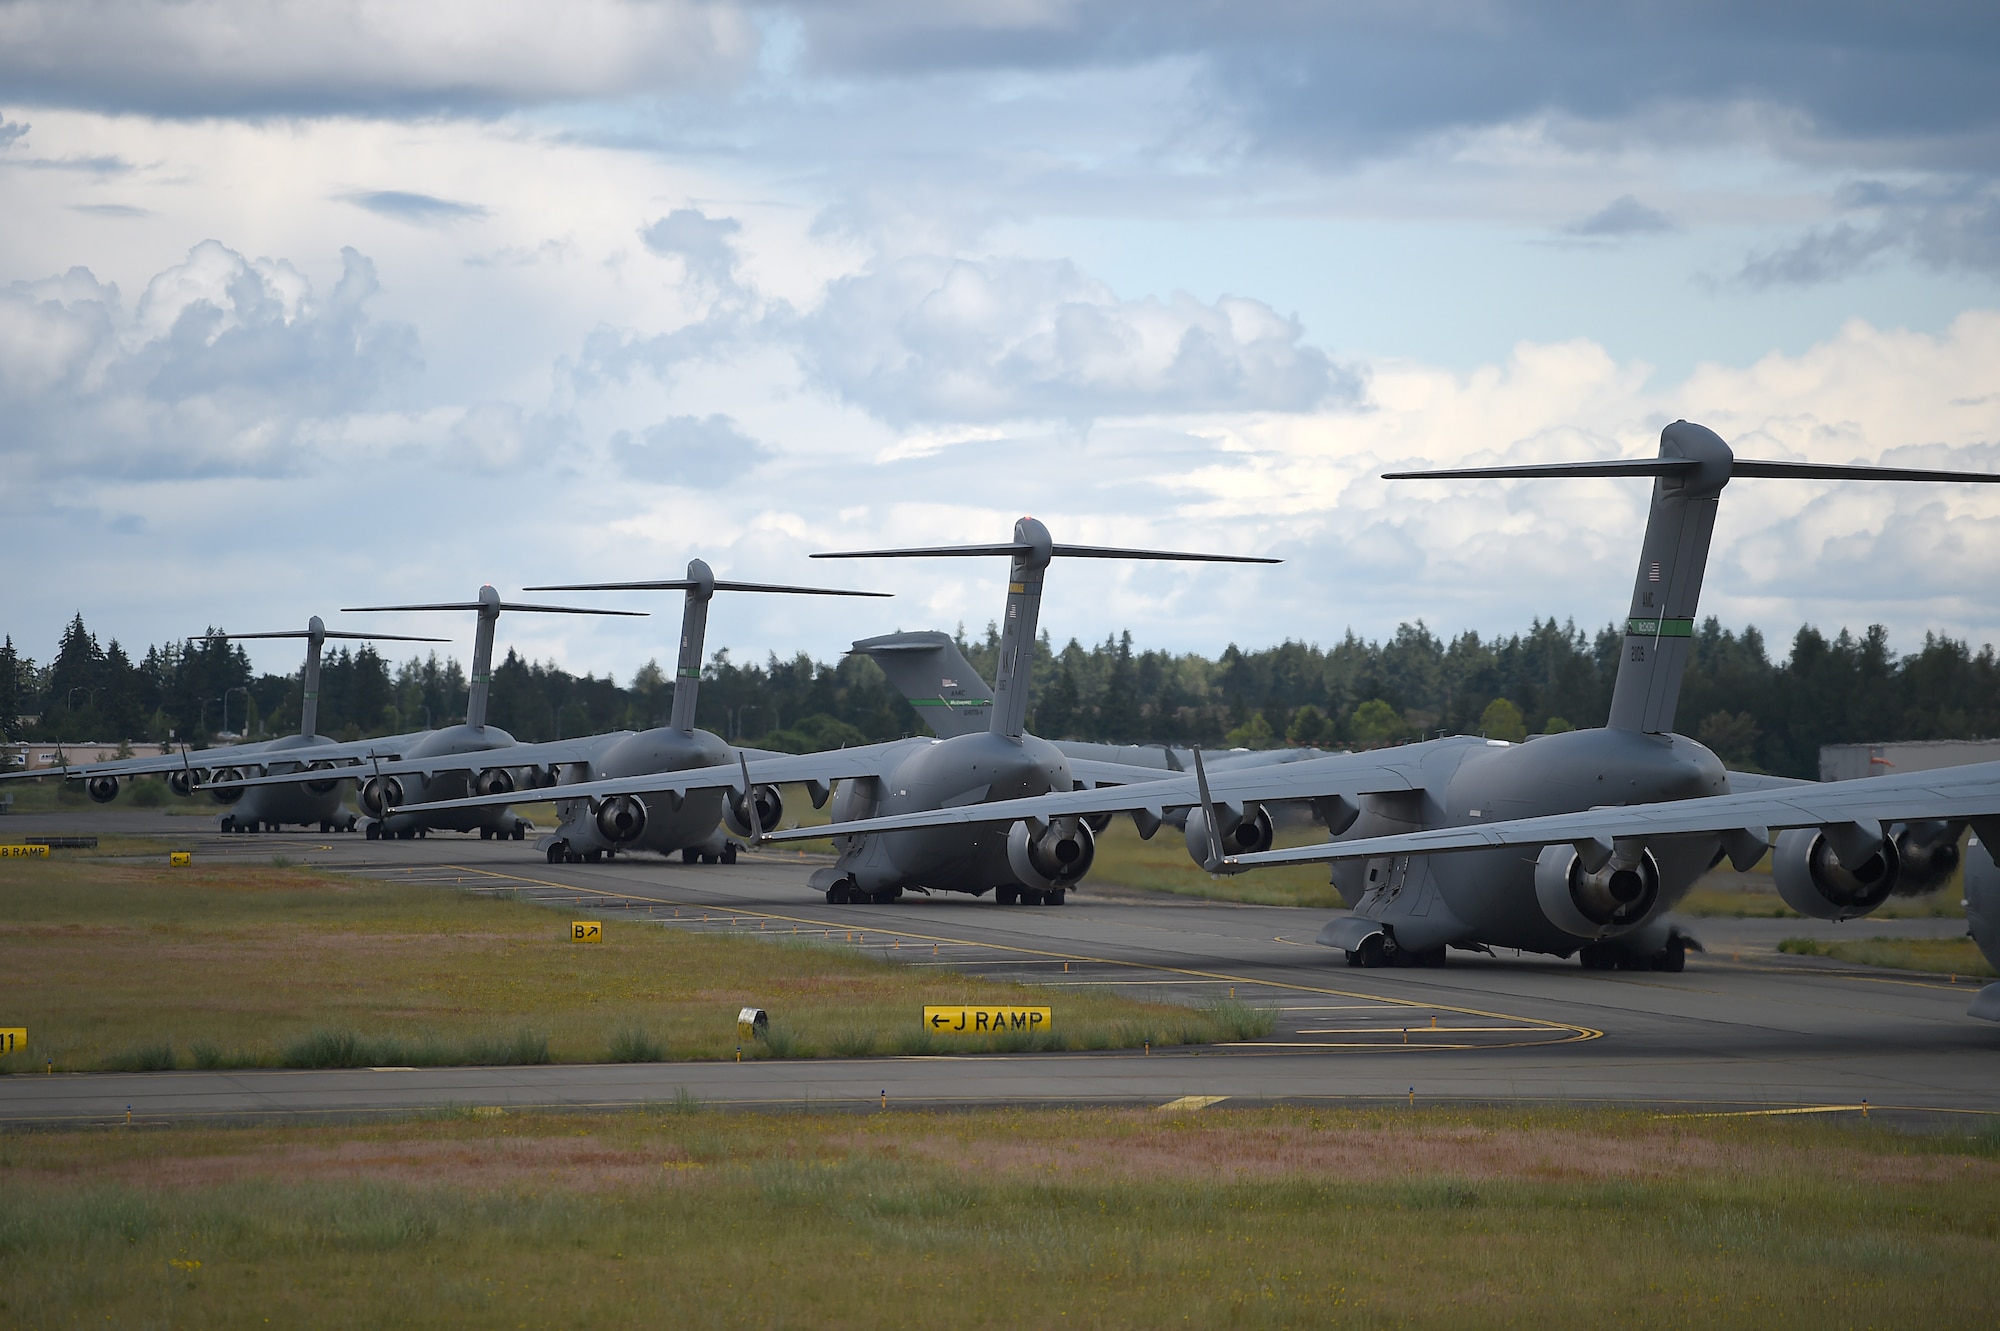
[6,1,2000,681]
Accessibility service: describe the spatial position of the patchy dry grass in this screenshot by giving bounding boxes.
[0,858,1238,1073]
[1778,935,1997,978]
[0,1105,1994,1328]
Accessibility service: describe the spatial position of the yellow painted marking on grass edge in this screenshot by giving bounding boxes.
[435,864,1600,1049]
[1158,1095,1228,1112]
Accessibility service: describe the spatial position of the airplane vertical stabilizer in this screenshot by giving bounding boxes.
[849,630,995,739]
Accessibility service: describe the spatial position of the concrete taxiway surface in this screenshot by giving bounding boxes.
[3,812,1996,1124]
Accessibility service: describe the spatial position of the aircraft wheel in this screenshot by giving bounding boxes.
[583,849,602,864]
[995,886,1019,906]
[701,852,718,865]
[1047,889,1067,906]
[364,823,378,841]
[681,848,699,864]
[479,827,491,841]
[721,845,738,865]
[826,882,852,905]
[220,816,234,833]
[565,849,583,865]
[512,823,526,841]
[1578,944,1613,970]
[1348,935,1389,968]
[546,841,567,865]
[1653,939,1687,973]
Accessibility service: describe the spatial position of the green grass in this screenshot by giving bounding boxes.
[1082,815,1348,907]
[1777,935,1997,977]
[0,857,1241,1072]
[0,1106,1995,1328]
[1676,859,1966,919]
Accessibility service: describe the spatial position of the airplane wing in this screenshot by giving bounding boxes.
[1222,761,2000,869]
[389,740,921,817]
[3,731,434,783]
[759,746,1431,844]
[202,732,634,792]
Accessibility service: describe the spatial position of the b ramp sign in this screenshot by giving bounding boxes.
[924,1005,1050,1035]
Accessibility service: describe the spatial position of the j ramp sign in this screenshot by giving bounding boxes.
[924,1005,1050,1035]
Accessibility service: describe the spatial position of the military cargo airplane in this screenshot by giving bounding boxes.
[219,563,888,858]
[1,617,447,831]
[208,586,645,840]
[393,518,1279,903]
[759,422,2000,965]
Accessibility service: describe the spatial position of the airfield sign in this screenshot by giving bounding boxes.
[924,1005,1050,1035]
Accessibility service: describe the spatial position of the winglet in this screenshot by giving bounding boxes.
[737,750,763,847]
[1192,745,1224,873]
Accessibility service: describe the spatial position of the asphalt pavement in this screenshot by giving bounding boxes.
[3,810,1996,1125]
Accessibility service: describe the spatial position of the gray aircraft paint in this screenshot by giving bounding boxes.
[338,585,646,840]
[786,423,2000,967]
[393,520,1277,904]
[513,560,889,863]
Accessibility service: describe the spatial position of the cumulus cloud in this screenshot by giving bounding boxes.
[1740,177,2000,285]
[0,240,419,478]
[610,414,771,488]
[448,401,572,468]
[1565,195,1674,237]
[0,117,26,149]
[0,0,758,115]
[796,256,1354,424]
[640,210,744,294]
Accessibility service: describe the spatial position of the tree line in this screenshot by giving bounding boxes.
[3,612,1995,779]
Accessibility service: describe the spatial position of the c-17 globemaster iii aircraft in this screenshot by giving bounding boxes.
[209,586,646,840]
[763,422,2000,968]
[1,617,447,831]
[396,518,1279,903]
[221,562,889,860]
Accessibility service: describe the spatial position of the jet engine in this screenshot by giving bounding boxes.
[303,761,341,795]
[594,794,647,844]
[1183,804,1275,865]
[167,768,201,798]
[85,775,119,804]
[1007,817,1097,890]
[1534,843,1661,939]
[208,768,246,805]
[723,784,785,838]
[1772,826,1899,920]
[359,775,405,819]
[1890,821,1960,897]
[474,767,516,799]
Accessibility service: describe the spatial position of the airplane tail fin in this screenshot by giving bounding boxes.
[815,519,1277,739]
[528,564,888,733]
[850,631,995,738]
[1387,421,2000,735]
[213,620,445,738]
[344,588,646,730]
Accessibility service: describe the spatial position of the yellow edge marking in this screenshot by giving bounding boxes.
[1158,1095,1228,1112]
[435,864,1602,1049]
[1674,1104,1877,1119]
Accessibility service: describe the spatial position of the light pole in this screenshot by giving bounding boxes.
[222,686,249,737]
[65,687,98,742]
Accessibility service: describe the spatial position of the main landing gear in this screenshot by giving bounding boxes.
[823,878,903,905]
[1344,935,1446,968]
[1578,937,1687,972]
[995,885,1066,906]
[679,842,742,866]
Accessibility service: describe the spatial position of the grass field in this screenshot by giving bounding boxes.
[1675,855,1966,920]
[0,857,1262,1073]
[1,1105,1995,1328]
[1778,935,1997,978]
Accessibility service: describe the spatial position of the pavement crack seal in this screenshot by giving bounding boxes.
[436,865,1601,1051]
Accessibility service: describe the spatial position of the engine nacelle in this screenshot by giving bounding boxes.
[1773,827,1900,920]
[1183,804,1275,865]
[1534,843,1661,940]
[594,794,647,844]
[303,761,340,795]
[1891,821,1960,897]
[167,768,199,798]
[723,784,785,838]
[1007,817,1097,890]
[85,775,120,804]
[474,767,516,799]
[359,775,405,819]
[208,767,246,806]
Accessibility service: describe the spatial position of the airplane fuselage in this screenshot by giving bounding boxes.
[545,726,738,858]
[371,725,529,837]
[826,730,1077,899]
[1334,728,1728,958]
[209,733,358,832]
